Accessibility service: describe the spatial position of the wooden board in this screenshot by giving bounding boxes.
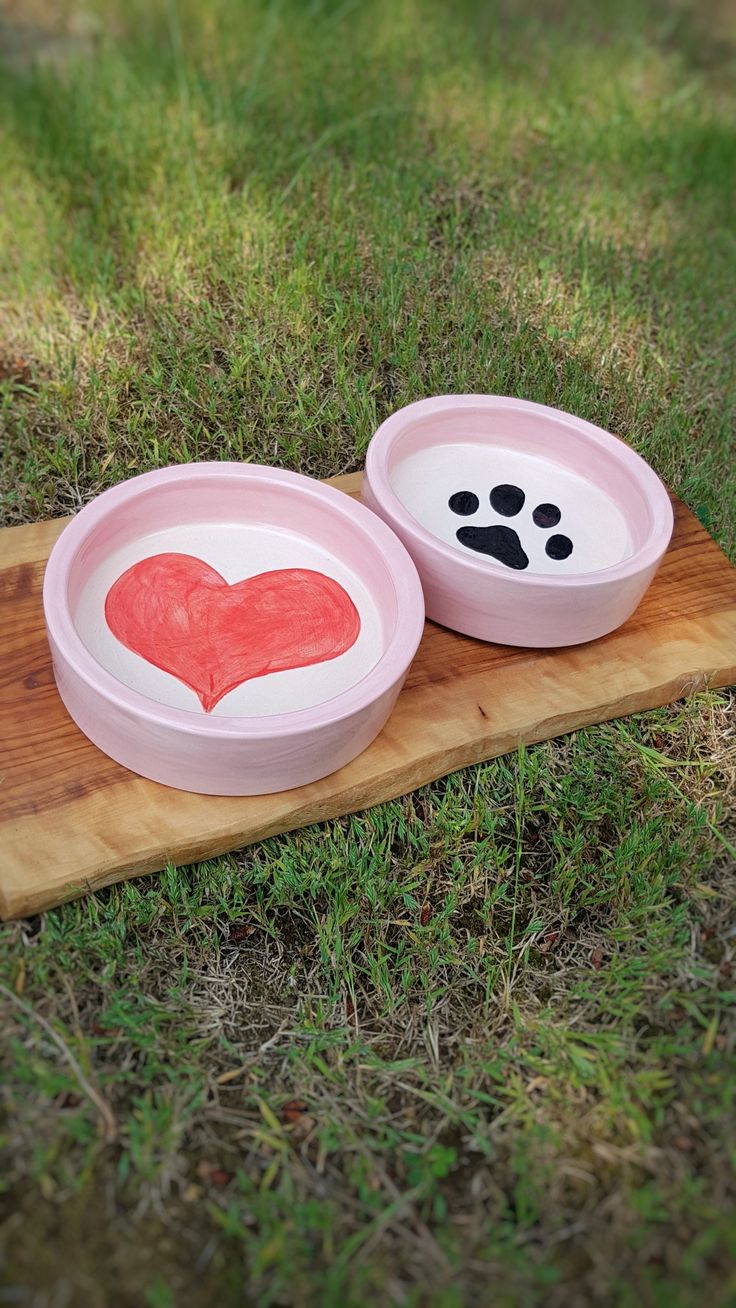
[2,473,735,920]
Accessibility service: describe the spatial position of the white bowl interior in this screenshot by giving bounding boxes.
[66,473,395,718]
[386,407,656,577]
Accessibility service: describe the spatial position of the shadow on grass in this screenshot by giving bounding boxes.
[0,0,734,553]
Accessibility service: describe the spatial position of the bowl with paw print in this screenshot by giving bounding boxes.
[362,395,673,647]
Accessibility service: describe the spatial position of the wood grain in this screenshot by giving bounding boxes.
[2,473,735,920]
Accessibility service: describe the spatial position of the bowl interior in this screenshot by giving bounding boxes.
[66,472,395,718]
[386,405,657,577]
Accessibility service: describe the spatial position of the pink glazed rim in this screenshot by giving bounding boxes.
[43,462,426,741]
[364,395,674,589]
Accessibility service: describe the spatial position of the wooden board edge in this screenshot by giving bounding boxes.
[3,663,735,921]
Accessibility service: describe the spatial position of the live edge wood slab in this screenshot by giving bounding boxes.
[2,473,735,920]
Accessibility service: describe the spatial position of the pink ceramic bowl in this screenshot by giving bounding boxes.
[363,395,674,647]
[43,463,425,795]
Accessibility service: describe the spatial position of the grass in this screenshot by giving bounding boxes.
[0,0,735,1303]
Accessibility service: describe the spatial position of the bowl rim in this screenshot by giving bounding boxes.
[365,394,674,589]
[43,461,425,739]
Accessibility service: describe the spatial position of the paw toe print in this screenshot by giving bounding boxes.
[532,503,561,529]
[544,532,573,560]
[448,491,480,516]
[489,484,526,516]
[449,483,574,570]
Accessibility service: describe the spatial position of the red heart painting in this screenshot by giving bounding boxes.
[105,553,361,712]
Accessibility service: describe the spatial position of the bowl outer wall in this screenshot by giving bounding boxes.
[47,635,408,794]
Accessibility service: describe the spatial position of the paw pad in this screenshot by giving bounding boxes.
[449,483,574,570]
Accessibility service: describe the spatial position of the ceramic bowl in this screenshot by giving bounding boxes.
[363,395,674,647]
[43,463,425,795]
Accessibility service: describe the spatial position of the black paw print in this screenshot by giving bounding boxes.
[448,484,573,570]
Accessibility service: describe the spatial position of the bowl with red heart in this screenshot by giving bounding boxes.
[363,395,673,647]
[43,462,425,794]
